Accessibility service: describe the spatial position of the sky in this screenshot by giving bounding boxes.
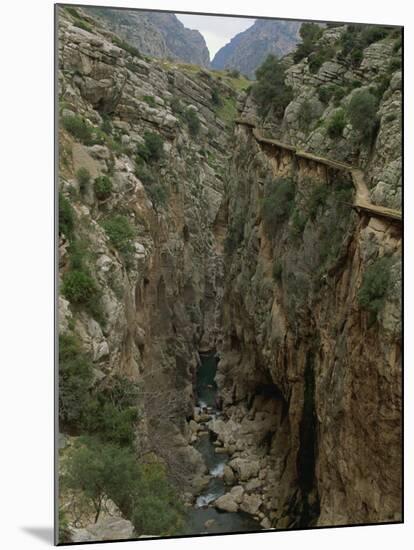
[176,14,255,60]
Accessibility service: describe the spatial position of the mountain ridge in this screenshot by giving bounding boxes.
[212,19,301,78]
[84,6,211,67]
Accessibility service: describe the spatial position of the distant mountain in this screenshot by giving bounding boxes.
[212,19,301,78]
[85,7,211,67]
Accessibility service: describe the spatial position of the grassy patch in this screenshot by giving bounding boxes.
[112,36,141,58]
[216,96,237,125]
[102,215,135,260]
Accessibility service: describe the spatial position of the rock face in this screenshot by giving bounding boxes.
[57,6,234,536]
[250,24,402,210]
[212,19,300,78]
[215,113,401,528]
[58,7,402,539]
[84,6,210,67]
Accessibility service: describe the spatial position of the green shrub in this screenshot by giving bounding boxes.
[308,184,329,220]
[59,192,75,240]
[358,256,392,318]
[229,69,240,78]
[102,215,135,258]
[170,96,183,115]
[100,115,113,135]
[308,45,335,73]
[327,108,346,138]
[59,334,93,429]
[145,183,168,208]
[318,84,345,106]
[94,176,113,200]
[62,269,99,306]
[63,438,183,534]
[293,22,323,64]
[182,108,201,137]
[262,177,296,238]
[347,89,379,142]
[339,24,393,68]
[135,162,155,185]
[297,100,313,129]
[332,86,346,106]
[112,36,141,58]
[253,55,292,119]
[318,85,332,104]
[73,20,93,33]
[85,387,139,447]
[389,56,401,72]
[136,132,164,163]
[142,95,156,108]
[67,238,90,271]
[76,167,91,193]
[360,25,390,45]
[65,6,81,18]
[62,115,93,144]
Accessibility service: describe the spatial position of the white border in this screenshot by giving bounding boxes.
[1,1,411,548]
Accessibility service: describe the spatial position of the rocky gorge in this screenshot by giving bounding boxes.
[57,6,402,543]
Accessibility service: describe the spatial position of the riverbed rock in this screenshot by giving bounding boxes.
[223,465,235,484]
[229,485,244,504]
[214,492,239,513]
[228,457,260,481]
[189,420,200,433]
[240,493,262,515]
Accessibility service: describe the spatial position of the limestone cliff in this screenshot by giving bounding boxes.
[84,6,211,67]
[214,23,402,529]
[57,6,240,536]
[58,7,402,539]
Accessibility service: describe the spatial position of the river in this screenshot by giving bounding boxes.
[183,352,262,536]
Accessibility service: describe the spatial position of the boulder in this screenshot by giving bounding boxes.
[71,517,134,543]
[214,492,239,513]
[229,457,260,481]
[223,465,235,484]
[240,493,262,515]
[229,485,244,504]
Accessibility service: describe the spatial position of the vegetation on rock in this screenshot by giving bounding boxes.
[94,175,113,200]
[262,177,296,237]
[358,256,392,319]
[102,215,135,260]
[253,55,292,119]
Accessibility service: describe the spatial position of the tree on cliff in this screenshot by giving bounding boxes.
[253,55,292,119]
[63,437,183,534]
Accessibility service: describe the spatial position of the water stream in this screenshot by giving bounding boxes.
[183,352,261,535]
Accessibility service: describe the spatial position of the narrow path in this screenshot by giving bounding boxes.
[236,119,402,224]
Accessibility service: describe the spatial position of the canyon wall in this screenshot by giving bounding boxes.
[57,7,235,523]
[58,7,402,537]
[214,120,401,527]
